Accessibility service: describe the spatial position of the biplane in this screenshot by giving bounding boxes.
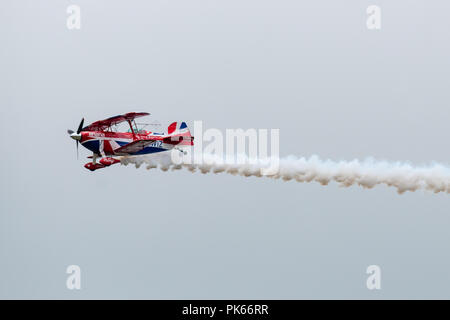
[67,112,193,171]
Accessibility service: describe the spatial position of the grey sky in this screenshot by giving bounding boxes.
[1,0,449,299]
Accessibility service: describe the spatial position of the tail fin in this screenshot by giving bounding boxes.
[165,122,194,146]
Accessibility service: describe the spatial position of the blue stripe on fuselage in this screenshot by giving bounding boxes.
[82,140,100,153]
[81,139,168,155]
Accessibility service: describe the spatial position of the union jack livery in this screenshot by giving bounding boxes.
[67,112,194,171]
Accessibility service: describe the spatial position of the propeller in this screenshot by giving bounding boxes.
[77,118,84,134]
[67,118,84,159]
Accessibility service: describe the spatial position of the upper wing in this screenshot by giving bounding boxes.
[114,139,157,154]
[82,112,150,131]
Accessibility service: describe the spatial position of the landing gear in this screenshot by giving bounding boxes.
[84,153,104,171]
[84,162,105,171]
[84,154,120,171]
[99,157,121,166]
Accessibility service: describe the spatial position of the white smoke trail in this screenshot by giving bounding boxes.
[120,152,450,194]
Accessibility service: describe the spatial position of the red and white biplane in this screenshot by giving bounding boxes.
[67,112,193,171]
